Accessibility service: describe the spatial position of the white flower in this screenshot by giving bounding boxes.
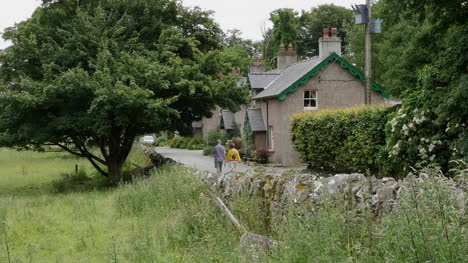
[402,124,409,135]
[428,143,435,152]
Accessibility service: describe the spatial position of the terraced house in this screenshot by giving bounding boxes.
[197,28,394,166]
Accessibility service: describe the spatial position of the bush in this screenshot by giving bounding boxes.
[225,137,243,150]
[381,67,468,176]
[203,146,213,156]
[206,128,223,147]
[166,136,204,150]
[291,106,393,174]
[154,136,167,146]
[254,147,270,164]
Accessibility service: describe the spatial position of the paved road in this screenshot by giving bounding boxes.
[155,147,252,173]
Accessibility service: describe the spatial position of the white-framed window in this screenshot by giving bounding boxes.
[304,90,318,110]
[268,126,274,150]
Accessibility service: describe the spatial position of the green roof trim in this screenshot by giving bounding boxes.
[277,53,390,101]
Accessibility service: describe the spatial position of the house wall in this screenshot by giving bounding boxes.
[254,132,267,149]
[233,105,247,133]
[264,61,386,166]
[193,128,203,137]
[201,106,221,138]
[200,105,248,138]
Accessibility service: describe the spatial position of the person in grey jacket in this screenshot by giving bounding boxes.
[212,139,225,174]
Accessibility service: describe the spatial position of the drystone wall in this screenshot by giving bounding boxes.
[198,167,467,226]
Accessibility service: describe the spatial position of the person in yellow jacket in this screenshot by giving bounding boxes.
[225,143,241,171]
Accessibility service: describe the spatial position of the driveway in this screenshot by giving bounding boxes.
[155,147,251,173]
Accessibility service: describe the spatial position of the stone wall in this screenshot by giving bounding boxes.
[199,168,467,226]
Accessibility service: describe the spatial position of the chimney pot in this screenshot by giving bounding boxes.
[323,28,329,38]
[288,43,294,51]
[279,43,286,52]
[331,28,337,37]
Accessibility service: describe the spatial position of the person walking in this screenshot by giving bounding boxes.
[226,143,241,172]
[212,139,225,174]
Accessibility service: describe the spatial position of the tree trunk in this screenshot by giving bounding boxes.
[108,158,124,185]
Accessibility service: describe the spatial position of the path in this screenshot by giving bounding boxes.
[155,147,252,174]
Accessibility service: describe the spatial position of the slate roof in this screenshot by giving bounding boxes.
[253,56,323,99]
[247,108,266,132]
[248,72,281,90]
[221,110,236,130]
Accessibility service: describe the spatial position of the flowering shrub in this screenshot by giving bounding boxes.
[382,66,468,176]
[291,106,392,174]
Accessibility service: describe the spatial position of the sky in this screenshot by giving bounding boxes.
[0,0,358,49]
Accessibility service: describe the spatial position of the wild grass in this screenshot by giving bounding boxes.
[1,147,466,262]
[0,147,241,262]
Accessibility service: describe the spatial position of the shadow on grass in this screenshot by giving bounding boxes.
[51,170,114,194]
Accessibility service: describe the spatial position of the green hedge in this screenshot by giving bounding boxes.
[166,136,204,150]
[291,106,393,174]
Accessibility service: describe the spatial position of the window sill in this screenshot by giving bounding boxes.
[304,107,318,111]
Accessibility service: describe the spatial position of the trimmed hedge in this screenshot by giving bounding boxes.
[291,106,393,174]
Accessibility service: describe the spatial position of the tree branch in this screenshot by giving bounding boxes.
[71,136,107,165]
[55,142,108,177]
[54,143,86,158]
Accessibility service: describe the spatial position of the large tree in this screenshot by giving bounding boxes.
[0,0,248,183]
[344,0,468,174]
[298,4,353,58]
[262,5,353,69]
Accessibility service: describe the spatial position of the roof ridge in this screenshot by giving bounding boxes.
[279,56,322,71]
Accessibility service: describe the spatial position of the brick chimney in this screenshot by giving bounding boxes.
[249,57,265,73]
[277,43,297,69]
[319,27,341,57]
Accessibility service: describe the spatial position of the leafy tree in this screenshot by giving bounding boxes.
[222,29,258,75]
[262,5,353,69]
[366,0,468,174]
[0,0,248,183]
[298,4,353,58]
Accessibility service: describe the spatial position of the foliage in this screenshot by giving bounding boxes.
[253,147,270,164]
[0,0,248,183]
[205,128,224,148]
[202,146,213,156]
[154,136,167,146]
[0,148,466,262]
[291,106,392,174]
[0,153,241,261]
[381,67,468,176]
[344,0,468,175]
[241,119,254,158]
[166,136,204,150]
[298,4,354,58]
[271,166,467,262]
[225,123,241,139]
[225,137,243,151]
[262,5,354,68]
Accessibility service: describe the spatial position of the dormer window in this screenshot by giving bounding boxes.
[304,90,318,110]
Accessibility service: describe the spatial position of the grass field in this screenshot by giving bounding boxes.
[0,147,466,262]
[0,147,240,263]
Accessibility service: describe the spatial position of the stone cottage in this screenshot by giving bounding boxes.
[192,74,247,138]
[245,28,391,166]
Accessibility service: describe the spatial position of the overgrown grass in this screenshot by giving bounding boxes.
[267,169,467,262]
[1,147,466,262]
[0,147,241,262]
